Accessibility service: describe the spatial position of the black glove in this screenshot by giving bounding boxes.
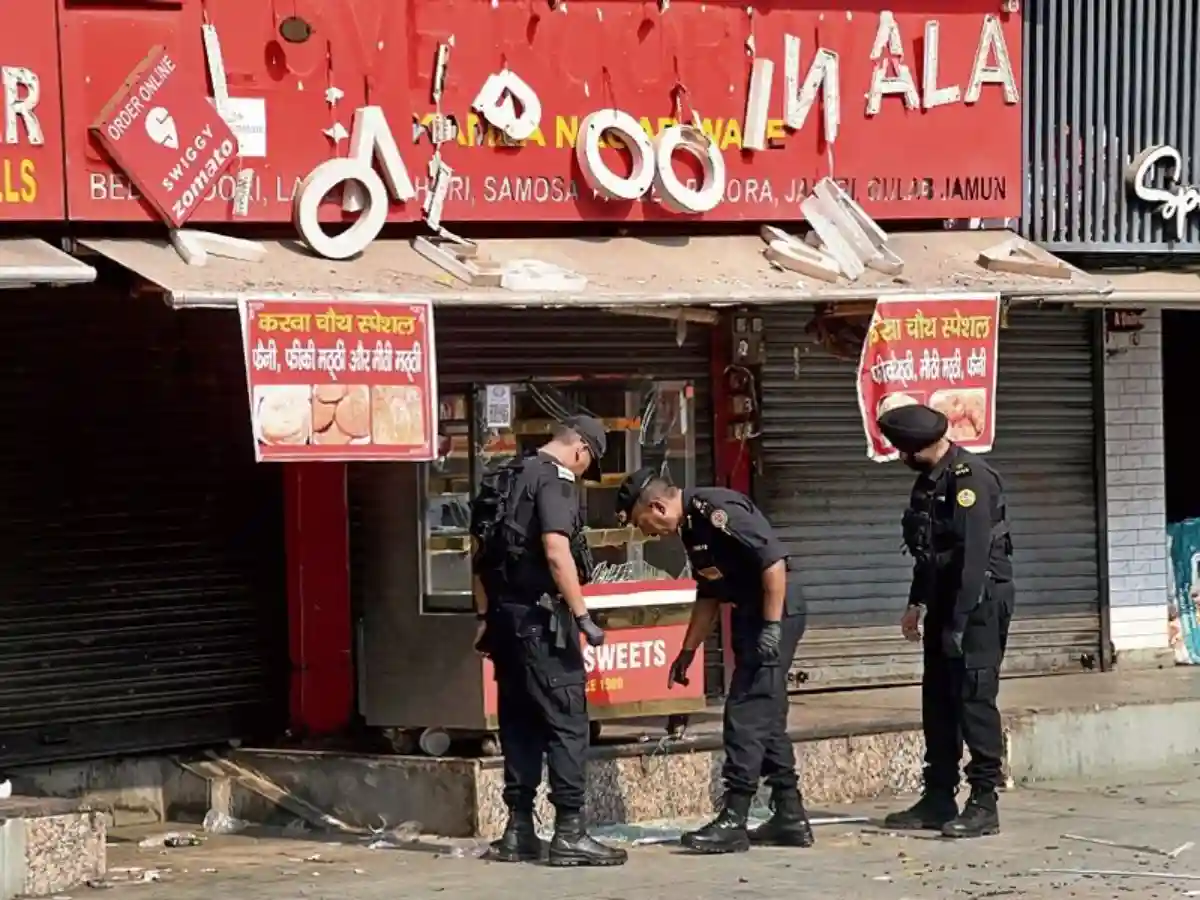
[576,614,606,647]
[667,648,696,688]
[941,628,964,659]
[756,620,783,664]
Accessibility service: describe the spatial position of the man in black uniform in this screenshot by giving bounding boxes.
[876,403,1015,839]
[614,469,812,854]
[471,416,627,868]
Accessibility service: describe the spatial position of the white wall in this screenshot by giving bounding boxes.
[1102,308,1170,652]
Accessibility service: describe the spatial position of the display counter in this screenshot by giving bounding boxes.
[359,379,707,754]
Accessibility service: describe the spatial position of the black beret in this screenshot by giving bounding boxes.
[614,466,659,521]
[877,404,948,453]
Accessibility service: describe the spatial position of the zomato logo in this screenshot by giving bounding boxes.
[583,639,668,674]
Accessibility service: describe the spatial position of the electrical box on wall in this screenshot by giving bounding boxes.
[730,314,765,367]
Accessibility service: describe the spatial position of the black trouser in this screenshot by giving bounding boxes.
[722,609,807,798]
[492,603,589,814]
[922,580,1015,794]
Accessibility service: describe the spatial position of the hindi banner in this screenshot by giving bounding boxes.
[856,293,1000,462]
[239,299,439,462]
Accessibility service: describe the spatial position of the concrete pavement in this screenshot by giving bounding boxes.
[102,760,1200,900]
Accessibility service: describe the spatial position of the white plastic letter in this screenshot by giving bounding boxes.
[653,124,726,214]
[922,21,961,109]
[2,67,42,146]
[783,36,840,144]
[743,58,774,151]
[865,12,920,116]
[471,70,542,142]
[965,14,1019,104]
[340,106,416,213]
[575,110,655,202]
[295,157,389,260]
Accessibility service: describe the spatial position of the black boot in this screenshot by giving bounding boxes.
[488,809,544,862]
[681,793,752,854]
[749,787,814,847]
[941,790,1000,839]
[547,811,628,867]
[882,790,960,830]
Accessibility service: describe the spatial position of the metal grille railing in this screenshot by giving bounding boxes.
[1022,0,1200,252]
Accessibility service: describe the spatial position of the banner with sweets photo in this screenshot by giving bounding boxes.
[239,298,439,462]
[856,293,1000,463]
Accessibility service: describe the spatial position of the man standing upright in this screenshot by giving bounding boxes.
[471,416,627,867]
[876,403,1015,839]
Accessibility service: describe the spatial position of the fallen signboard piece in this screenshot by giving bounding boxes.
[412,234,502,287]
[800,177,904,280]
[978,236,1073,280]
[170,229,267,267]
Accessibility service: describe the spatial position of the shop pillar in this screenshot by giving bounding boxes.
[711,320,750,690]
[284,462,354,734]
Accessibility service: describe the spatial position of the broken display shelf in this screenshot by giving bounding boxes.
[412,234,502,287]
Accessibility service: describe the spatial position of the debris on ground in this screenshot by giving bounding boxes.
[1030,867,1200,882]
[202,809,249,835]
[137,832,201,849]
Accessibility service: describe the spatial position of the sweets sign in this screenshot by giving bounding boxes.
[856,293,1000,462]
[238,299,438,462]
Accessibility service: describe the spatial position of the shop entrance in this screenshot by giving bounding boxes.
[1163,310,1200,523]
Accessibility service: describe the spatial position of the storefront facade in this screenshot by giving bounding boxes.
[757,303,1104,688]
[1021,0,1199,665]
[0,0,1128,765]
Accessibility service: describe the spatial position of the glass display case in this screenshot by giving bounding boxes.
[419,380,698,613]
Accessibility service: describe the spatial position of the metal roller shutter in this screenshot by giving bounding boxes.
[349,309,724,697]
[759,304,1102,689]
[0,290,288,769]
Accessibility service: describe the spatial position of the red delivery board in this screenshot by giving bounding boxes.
[0,4,65,220]
[91,46,239,227]
[59,0,1022,225]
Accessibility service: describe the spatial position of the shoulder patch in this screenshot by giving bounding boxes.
[710,508,729,529]
[956,488,977,508]
[953,463,972,477]
[553,463,576,482]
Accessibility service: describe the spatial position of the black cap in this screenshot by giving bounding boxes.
[563,415,607,481]
[614,465,659,524]
[877,403,948,454]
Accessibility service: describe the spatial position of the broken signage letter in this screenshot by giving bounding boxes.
[578,110,724,214]
[294,105,416,259]
[91,46,239,228]
[3,66,43,146]
[471,70,542,142]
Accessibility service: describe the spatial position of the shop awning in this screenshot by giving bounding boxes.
[79,230,1107,311]
[1089,269,1200,306]
[0,238,96,288]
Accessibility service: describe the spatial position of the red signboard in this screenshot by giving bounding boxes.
[90,46,238,227]
[483,617,704,718]
[856,293,1000,462]
[239,299,438,462]
[61,0,1021,224]
[0,6,65,220]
